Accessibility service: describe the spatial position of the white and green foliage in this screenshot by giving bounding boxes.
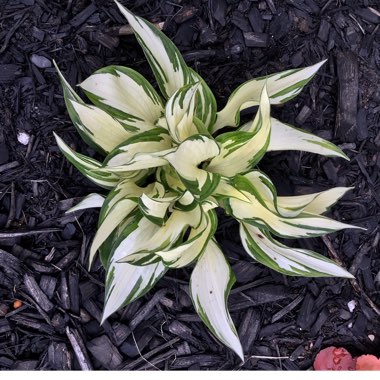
[55,0,360,361]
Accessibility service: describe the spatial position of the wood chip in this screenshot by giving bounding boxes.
[335,51,358,142]
[23,273,54,313]
[66,326,93,371]
[87,335,123,370]
[129,289,167,330]
[244,32,269,47]
[48,342,72,370]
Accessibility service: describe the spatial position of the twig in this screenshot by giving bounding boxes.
[0,228,60,239]
[65,327,93,371]
[322,236,380,316]
[131,331,160,371]
[5,182,15,229]
[0,12,28,54]
[249,355,298,359]
[120,337,180,370]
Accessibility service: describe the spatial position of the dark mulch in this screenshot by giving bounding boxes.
[1,0,380,371]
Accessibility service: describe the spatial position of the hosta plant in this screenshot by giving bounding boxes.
[54,0,360,360]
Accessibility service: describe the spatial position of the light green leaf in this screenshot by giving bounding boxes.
[115,0,191,99]
[165,83,200,143]
[213,60,326,132]
[54,133,119,189]
[79,65,164,132]
[267,118,349,160]
[66,193,105,213]
[190,239,243,361]
[165,135,221,200]
[208,85,271,176]
[241,223,354,278]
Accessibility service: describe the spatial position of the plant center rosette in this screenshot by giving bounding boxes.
[53,0,362,360]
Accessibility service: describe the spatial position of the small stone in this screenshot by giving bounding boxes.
[230,44,244,55]
[30,54,52,69]
[347,300,357,313]
[17,131,30,145]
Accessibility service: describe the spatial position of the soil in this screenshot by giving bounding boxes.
[1,0,380,371]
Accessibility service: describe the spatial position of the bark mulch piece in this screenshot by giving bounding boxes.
[1,0,379,371]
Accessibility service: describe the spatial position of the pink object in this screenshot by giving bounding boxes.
[356,355,380,371]
[313,347,356,371]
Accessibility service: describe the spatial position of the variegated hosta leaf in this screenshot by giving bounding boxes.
[54,61,130,154]
[69,100,132,153]
[115,0,191,99]
[138,182,178,226]
[90,181,157,266]
[277,187,353,217]
[79,65,164,132]
[66,193,105,213]
[102,128,174,172]
[213,60,326,132]
[267,118,348,160]
[118,206,203,266]
[240,223,354,278]
[224,175,359,238]
[54,133,119,189]
[189,68,217,131]
[102,259,165,322]
[212,178,251,203]
[241,170,353,218]
[165,135,221,200]
[152,209,217,268]
[190,239,243,360]
[98,180,154,224]
[90,198,138,267]
[165,83,201,143]
[207,85,270,177]
[157,165,186,194]
[173,190,197,212]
